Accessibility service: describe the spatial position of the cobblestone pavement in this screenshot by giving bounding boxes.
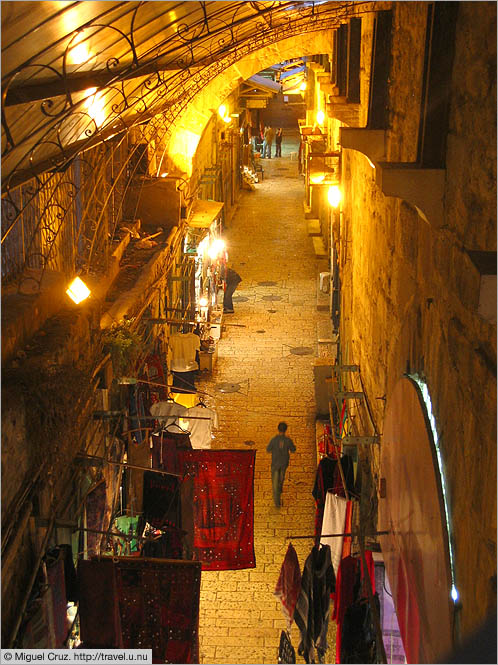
[197,134,337,664]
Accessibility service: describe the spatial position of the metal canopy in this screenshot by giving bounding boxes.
[2,1,357,185]
[187,199,224,229]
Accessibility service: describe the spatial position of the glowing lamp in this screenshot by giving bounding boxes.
[208,238,226,260]
[310,173,326,185]
[316,110,325,125]
[199,296,209,307]
[299,82,307,91]
[223,115,231,124]
[66,277,91,304]
[218,104,227,119]
[327,185,342,208]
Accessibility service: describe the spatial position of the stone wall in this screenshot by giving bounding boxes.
[337,1,496,639]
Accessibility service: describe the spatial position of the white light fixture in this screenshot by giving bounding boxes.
[208,238,226,260]
[199,296,209,307]
[223,115,231,124]
[66,277,91,304]
[218,104,227,119]
[327,185,342,208]
[299,81,307,91]
[316,109,325,125]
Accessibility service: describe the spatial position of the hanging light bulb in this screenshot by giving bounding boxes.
[327,185,342,208]
[218,104,227,119]
[199,296,209,307]
[299,81,307,91]
[316,109,325,126]
[66,277,91,304]
[208,238,226,260]
[223,115,231,124]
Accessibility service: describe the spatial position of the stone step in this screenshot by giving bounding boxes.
[312,236,328,257]
[307,218,321,236]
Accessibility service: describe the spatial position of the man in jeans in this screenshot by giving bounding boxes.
[264,125,275,158]
[223,266,242,313]
[266,422,296,507]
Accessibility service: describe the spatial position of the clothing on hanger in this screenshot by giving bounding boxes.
[294,544,335,664]
[150,400,187,427]
[182,404,218,449]
[274,542,302,627]
[169,332,201,372]
[319,493,349,576]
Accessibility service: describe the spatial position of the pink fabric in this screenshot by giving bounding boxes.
[274,543,302,626]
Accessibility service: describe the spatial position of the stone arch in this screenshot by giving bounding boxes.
[164,30,334,174]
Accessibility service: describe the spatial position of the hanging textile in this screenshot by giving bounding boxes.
[169,332,201,371]
[116,557,201,664]
[178,449,256,570]
[85,481,107,556]
[142,354,168,405]
[333,552,376,664]
[143,470,181,530]
[127,437,151,513]
[312,456,354,537]
[274,543,302,627]
[128,383,148,444]
[150,400,188,427]
[183,404,219,449]
[340,595,380,664]
[78,557,201,663]
[45,549,68,647]
[151,430,192,474]
[278,629,297,664]
[78,558,123,648]
[294,544,335,664]
[319,493,349,576]
[20,564,55,648]
[58,544,78,602]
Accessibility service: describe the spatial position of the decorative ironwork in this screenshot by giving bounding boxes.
[2,1,367,293]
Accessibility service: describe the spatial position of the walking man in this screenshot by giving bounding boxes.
[266,422,296,507]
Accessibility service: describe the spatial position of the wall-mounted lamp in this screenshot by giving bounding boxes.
[208,238,226,260]
[299,82,307,92]
[327,185,342,208]
[66,276,91,304]
[316,110,325,126]
[218,104,227,119]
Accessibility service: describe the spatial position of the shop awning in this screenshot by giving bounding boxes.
[187,200,224,228]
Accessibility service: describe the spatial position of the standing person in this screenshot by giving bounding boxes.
[261,125,267,158]
[264,125,275,159]
[275,128,283,157]
[266,422,296,507]
[223,266,242,313]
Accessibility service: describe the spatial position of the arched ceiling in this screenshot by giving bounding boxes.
[1,1,367,188]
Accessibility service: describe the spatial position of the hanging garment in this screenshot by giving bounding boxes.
[128,383,148,444]
[45,549,67,647]
[150,400,188,427]
[142,354,168,405]
[172,369,197,393]
[151,430,192,474]
[278,630,297,664]
[127,437,151,513]
[294,544,335,663]
[274,543,302,627]
[178,449,256,571]
[85,481,107,556]
[57,544,78,602]
[169,332,201,371]
[320,493,349,576]
[334,551,376,664]
[183,404,219,449]
[340,595,380,664]
[312,456,354,537]
[78,558,123,648]
[143,470,181,531]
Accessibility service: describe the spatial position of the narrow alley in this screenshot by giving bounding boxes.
[196,134,335,664]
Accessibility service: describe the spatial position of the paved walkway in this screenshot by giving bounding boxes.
[197,134,336,664]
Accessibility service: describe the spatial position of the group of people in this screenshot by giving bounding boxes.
[251,125,283,159]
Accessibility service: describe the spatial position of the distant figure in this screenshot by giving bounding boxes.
[264,125,275,159]
[223,267,242,314]
[266,422,296,507]
[275,128,283,157]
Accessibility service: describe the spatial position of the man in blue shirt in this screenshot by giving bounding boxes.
[266,422,296,507]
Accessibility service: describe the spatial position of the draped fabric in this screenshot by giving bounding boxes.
[78,559,123,648]
[143,470,181,530]
[85,481,107,556]
[45,550,67,647]
[333,552,376,664]
[178,449,256,570]
[78,557,201,663]
[142,354,168,405]
[274,543,302,627]
[294,545,335,664]
[151,431,192,474]
[312,456,354,538]
[319,493,349,576]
